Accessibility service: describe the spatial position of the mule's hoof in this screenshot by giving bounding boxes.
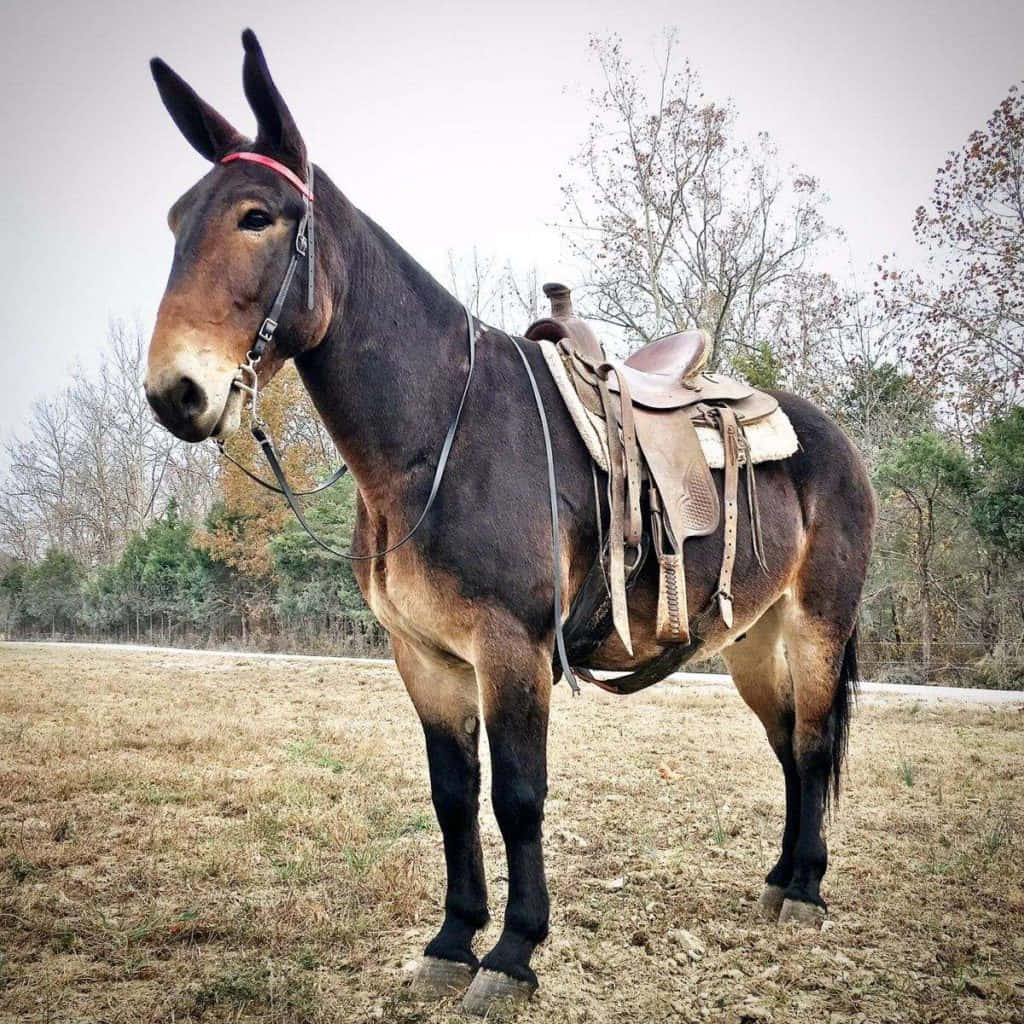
[462,968,537,1017]
[757,884,786,920]
[409,956,476,999]
[778,897,826,927]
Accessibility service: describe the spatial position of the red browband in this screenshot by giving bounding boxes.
[220,152,314,203]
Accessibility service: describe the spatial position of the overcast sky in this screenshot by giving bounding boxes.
[2,0,1021,443]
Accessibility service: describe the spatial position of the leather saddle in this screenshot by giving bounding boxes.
[525,283,773,661]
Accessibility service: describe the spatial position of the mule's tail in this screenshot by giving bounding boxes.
[828,626,860,811]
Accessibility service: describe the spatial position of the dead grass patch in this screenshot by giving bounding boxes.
[1,644,1022,1023]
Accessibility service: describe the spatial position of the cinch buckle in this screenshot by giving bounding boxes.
[258,317,278,343]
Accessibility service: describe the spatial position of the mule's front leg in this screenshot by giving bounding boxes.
[393,639,488,997]
[463,645,550,1016]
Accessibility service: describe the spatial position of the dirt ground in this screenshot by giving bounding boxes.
[1,644,1022,1024]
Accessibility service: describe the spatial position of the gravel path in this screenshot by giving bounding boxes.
[5,640,1021,706]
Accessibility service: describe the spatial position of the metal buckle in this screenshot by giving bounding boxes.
[232,353,262,423]
[295,231,308,257]
[258,318,277,343]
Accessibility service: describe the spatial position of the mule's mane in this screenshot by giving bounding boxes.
[310,166,464,339]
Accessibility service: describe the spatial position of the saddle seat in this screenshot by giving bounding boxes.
[624,327,711,377]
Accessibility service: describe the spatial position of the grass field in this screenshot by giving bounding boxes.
[1,644,1022,1023]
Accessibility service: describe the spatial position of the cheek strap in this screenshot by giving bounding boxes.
[220,154,317,359]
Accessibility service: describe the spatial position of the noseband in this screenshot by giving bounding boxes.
[213,151,479,567]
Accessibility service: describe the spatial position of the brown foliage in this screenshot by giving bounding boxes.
[877,82,1024,425]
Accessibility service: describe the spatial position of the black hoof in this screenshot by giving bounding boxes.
[462,968,537,1017]
[409,956,477,999]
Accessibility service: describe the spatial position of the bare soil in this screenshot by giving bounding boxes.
[1,644,1022,1023]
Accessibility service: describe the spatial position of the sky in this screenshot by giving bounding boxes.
[2,0,1021,443]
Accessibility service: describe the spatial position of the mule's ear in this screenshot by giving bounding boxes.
[241,29,308,175]
[151,58,246,162]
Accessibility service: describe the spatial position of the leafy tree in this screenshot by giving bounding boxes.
[271,475,377,648]
[84,502,214,639]
[970,406,1024,560]
[22,549,84,636]
[878,82,1024,422]
[730,342,785,390]
[875,432,974,676]
[0,562,29,634]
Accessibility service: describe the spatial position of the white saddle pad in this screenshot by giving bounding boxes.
[539,343,799,473]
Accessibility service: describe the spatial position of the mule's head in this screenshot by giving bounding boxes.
[145,30,330,442]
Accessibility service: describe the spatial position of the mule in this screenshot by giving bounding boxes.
[144,31,875,1015]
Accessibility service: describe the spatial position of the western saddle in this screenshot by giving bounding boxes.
[525,283,777,683]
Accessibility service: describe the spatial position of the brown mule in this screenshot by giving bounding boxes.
[144,31,876,1016]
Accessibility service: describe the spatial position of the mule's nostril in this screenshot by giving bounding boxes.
[146,373,211,441]
[174,375,206,418]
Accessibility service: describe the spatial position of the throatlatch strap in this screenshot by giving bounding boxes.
[506,334,580,696]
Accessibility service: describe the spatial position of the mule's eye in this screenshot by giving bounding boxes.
[240,209,273,232]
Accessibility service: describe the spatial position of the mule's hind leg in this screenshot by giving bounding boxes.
[462,641,551,1016]
[723,602,800,921]
[393,638,489,997]
[777,601,857,926]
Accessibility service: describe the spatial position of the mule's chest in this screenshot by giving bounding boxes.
[352,510,476,660]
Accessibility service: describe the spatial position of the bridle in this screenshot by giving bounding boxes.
[211,151,578,691]
[218,150,316,430]
[213,150,478,564]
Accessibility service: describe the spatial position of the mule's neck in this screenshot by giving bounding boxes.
[294,172,474,508]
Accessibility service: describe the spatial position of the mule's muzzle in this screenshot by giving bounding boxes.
[146,372,213,442]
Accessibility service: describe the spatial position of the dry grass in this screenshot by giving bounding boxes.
[1,644,1022,1024]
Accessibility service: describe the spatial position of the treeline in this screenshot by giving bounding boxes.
[2,41,1022,685]
[0,486,385,656]
[0,340,387,656]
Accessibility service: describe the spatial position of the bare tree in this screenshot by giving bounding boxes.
[561,34,838,365]
[878,81,1024,425]
[447,249,542,331]
[0,319,217,563]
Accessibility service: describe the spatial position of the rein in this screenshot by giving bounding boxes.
[214,151,577,691]
[213,150,478,564]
